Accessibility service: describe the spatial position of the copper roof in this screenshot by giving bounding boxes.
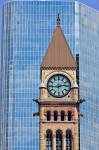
[41,24,77,69]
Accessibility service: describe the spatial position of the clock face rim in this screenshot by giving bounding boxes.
[47,74,71,98]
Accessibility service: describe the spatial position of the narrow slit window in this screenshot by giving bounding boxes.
[46,130,52,150]
[61,111,65,121]
[56,130,62,150]
[47,111,51,121]
[67,111,72,121]
[66,130,72,150]
[54,111,58,121]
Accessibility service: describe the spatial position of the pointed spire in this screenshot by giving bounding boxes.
[41,18,77,70]
[57,13,60,26]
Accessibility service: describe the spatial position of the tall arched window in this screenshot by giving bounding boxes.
[61,111,65,121]
[56,130,62,150]
[47,111,51,121]
[54,111,58,121]
[66,130,72,150]
[46,130,52,150]
[67,111,72,121]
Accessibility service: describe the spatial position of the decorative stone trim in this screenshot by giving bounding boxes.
[41,67,77,70]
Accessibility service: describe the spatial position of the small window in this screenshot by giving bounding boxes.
[56,130,62,150]
[46,130,52,150]
[54,111,58,121]
[67,111,72,121]
[47,111,51,121]
[66,130,72,150]
[61,111,65,121]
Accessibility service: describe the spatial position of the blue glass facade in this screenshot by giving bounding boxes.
[79,3,99,150]
[1,0,79,150]
[1,0,99,150]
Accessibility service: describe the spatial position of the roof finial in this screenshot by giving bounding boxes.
[57,13,60,26]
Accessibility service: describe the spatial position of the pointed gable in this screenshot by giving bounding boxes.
[41,23,77,69]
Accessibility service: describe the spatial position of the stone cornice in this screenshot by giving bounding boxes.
[41,121,77,124]
[39,100,78,106]
[41,67,76,70]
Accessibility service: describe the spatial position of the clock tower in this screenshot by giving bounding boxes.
[33,14,80,150]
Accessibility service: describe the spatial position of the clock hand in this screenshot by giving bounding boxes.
[57,85,62,88]
[49,85,59,88]
[62,84,69,87]
[49,84,69,88]
[57,85,70,90]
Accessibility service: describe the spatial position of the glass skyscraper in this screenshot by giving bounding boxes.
[79,3,99,150]
[1,0,99,150]
[1,0,79,150]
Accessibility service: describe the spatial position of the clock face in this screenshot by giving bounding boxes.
[47,74,71,98]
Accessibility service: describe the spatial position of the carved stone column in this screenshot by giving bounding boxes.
[58,114,61,122]
[51,112,53,122]
[63,134,66,150]
[53,134,56,150]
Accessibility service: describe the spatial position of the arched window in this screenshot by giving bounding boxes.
[56,130,62,150]
[47,111,51,121]
[61,111,65,121]
[67,111,72,121]
[66,130,72,150]
[46,130,52,150]
[54,111,58,121]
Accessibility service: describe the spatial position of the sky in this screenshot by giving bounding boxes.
[0,0,99,50]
